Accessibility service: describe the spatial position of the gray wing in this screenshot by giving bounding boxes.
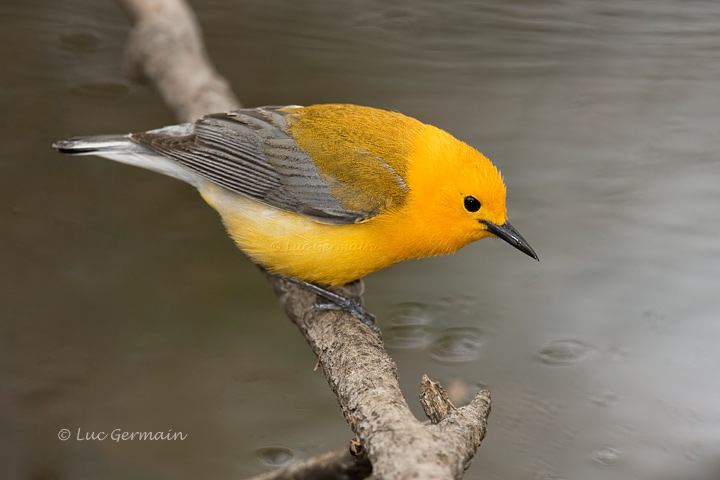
[131,107,364,224]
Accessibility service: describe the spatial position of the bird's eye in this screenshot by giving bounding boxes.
[464,196,481,212]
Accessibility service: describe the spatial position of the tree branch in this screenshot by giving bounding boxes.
[112,1,492,478]
[246,447,371,480]
[116,0,240,122]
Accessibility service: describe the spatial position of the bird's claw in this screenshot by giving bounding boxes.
[286,277,381,336]
[312,302,381,335]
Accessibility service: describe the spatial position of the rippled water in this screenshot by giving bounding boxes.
[3,0,720,479]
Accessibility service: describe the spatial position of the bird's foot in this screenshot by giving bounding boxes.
[286,278,381,336]
[311,303,380,335]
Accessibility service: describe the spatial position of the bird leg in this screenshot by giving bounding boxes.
[285,278,381,335]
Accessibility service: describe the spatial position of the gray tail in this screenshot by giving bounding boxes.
[53,134,200,187]
[53,134,144,155]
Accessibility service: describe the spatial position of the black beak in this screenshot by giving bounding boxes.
[481,220,538,260]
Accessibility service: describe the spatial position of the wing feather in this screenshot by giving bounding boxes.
[132,106,408,224]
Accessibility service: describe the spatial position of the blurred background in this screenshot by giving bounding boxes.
[2,0,720,479]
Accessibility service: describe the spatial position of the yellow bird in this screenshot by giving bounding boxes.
[54,104,537,322]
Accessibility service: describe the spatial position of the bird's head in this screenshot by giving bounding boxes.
[407,126,538,260]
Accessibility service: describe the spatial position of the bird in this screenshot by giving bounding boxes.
[54,104,537,326]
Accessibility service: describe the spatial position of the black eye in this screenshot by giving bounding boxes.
[464,196,481,212]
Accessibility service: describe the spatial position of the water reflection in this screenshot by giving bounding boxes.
[255,446,294,467]
[383,302,435,349]
[592,446,621,466]
[536,339,593,366]
[430,327,484,365]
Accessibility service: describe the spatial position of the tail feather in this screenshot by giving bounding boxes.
[53,134,142,155]
[53,133,201,187]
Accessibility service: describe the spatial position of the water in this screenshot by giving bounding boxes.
[2,0,720,479]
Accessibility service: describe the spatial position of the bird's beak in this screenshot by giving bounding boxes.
[481,220,539,260]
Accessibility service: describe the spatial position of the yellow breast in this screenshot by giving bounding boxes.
[199,187,484,287]
[199,183,402,285]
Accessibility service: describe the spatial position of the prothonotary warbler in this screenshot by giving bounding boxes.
[54,104,537,324]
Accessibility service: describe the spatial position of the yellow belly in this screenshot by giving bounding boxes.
[199,184,406,286]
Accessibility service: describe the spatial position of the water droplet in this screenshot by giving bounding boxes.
[431,327,483,364]
[593,446,620,465]
[537,339,591,366]
[384,303,434,349]
[255,446,294,467]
